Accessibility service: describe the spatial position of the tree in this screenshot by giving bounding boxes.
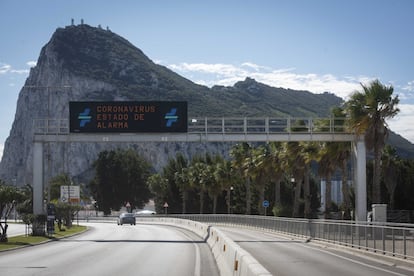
[91,149,152,215]
[317,107,352,219]
[283,120,309,217]
[266,142,284,209]
[172,153,190,213]
[161,155,189,213]
[188,160,209,214]
[49,173,72,200]
[147,174,169,213]
[250,145,271,215]
[382,145,400,209]
[300,142,320,218]
[0,181,25,242]
[230,142,253,214]
[282,141,305,217]
[48,174,83,228]
[346,79,399,203]
[214,158,235,214]
[318,143,336,218]
[15,184,33,217]
[52,201,82,228]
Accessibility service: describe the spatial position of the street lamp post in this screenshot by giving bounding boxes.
[229,186,234,214]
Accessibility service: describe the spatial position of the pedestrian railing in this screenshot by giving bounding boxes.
[33,117,350,135]
[170,214,414,261]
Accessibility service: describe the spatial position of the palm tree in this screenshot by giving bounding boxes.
[230,142,253,214]
[147,174,169,212]
[214,158,234,214]
[188,161,209,214]
[318,143,336,218]
[174,167,190,214]
[167,153,189,213]
[250,145,269,215]
[317,107,353,219]
[206,163,222,214]
[346,79,399,204]
[266,142,284,207]
[282,141,306,217]
[283,120,310,217]
[382,145,400,209]
[300,142,320,218]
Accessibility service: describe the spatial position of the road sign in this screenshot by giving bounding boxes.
[263,200,270,208]
[60,186,80,203]
[70,101,188,133]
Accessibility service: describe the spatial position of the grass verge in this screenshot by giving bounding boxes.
[0,225,87,251]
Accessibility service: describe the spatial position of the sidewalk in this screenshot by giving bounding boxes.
[4,222,28,237]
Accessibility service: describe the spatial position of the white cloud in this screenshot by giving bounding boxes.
[169,62,246,77]
[0,143,3,161]
[388,104,414,141]
[0,62,30,74]
[10,69,29,74]
[159,60,414,142]
[27,60,37,67]
[402,81,414,91]
[0,63,11,74]
[165,61,373,100]
[241,62,270,71]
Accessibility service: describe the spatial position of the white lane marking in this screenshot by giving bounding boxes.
[178,228,201,276]
[302,243,408,276]
[193,240,201,276]
[222,227,411,276]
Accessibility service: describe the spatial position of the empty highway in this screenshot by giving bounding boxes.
[0,222,219,276]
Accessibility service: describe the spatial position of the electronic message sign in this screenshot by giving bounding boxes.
[69,101,187,133]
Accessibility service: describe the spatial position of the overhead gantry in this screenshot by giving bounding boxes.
[32,117,366,221]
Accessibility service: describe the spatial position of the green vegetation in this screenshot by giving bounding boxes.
[345,80,399,204]
[0,183,26,241]
[90,148,152,215]
[0,225,87,251]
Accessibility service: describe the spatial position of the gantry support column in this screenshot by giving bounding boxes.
[353,137,367,222]
[33,141,44,214]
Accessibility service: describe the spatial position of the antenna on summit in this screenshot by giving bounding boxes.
[71,18,74,26]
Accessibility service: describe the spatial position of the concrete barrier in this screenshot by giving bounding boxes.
[135,217,272,276]
[207,227,272,276]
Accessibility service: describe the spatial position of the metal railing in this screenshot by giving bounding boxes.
[169,214,414,261]
[33,117,350,135]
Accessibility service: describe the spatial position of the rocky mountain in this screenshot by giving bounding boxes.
[1,23,412,186]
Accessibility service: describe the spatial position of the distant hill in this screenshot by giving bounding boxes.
[50,24,343,117]
[0,24,412,185]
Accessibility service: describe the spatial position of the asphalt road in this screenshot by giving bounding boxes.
[219,226,414,276]
[0,222,219,276]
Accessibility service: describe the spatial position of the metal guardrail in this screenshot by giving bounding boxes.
[33,117,350,135]
[168,214,414,261]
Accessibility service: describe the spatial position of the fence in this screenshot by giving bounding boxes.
[170,214,414,261]
[33,117,350,135]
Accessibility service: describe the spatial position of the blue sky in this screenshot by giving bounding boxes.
[1,0,414,159]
